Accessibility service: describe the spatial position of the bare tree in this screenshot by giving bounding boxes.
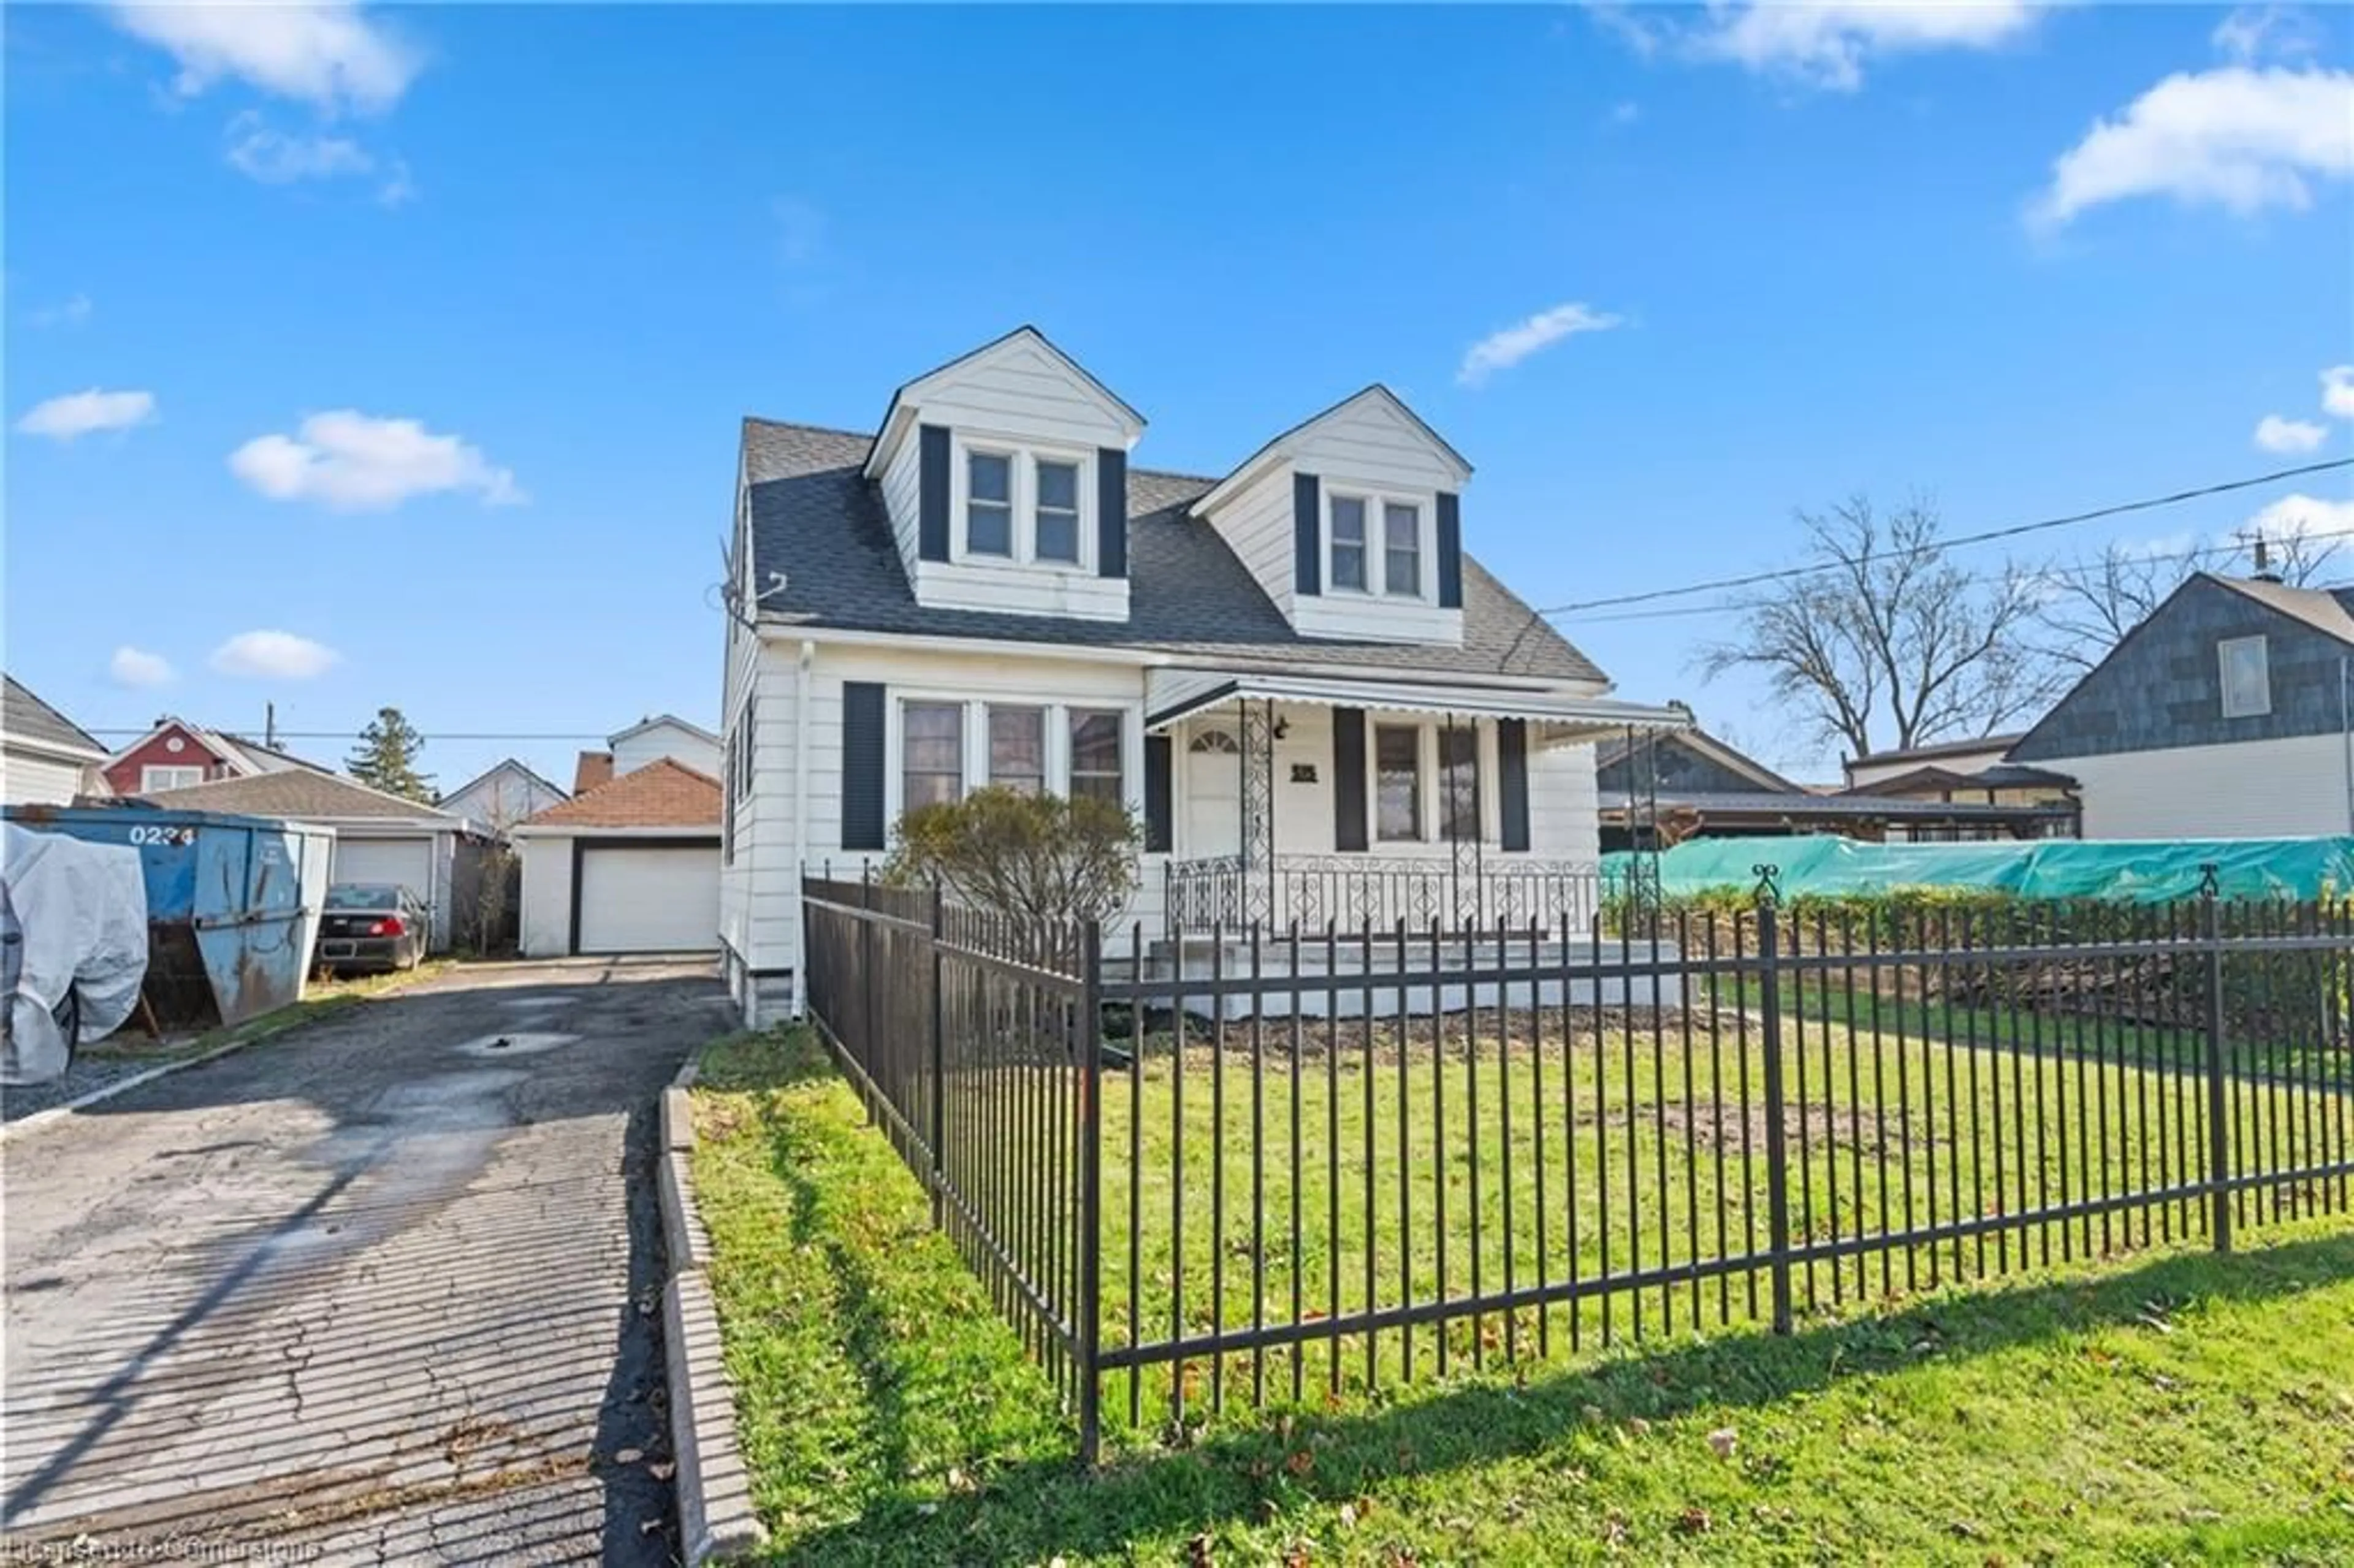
[2036,529,2343,672]
[1699,495,2059,761]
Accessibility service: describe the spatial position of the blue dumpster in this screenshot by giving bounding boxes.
[2,805,335,1031]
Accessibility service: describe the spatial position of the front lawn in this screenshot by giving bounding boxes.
[693,1027,2354,1566]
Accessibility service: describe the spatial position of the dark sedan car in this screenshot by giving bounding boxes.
[316,883,429,976]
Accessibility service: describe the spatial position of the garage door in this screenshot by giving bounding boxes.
[576,842,720,954]
[333,837,434,903]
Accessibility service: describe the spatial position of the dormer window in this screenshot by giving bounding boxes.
[953,438,1094,569]
[1384,503,1422,597]
[966,451,1015,557]
[1327,489,1432,599]
[1331,497,1368,590]
[1037,460,1082,563]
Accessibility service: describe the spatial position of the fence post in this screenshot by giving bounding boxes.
[928,880,947,1230]
[1075,919,1104,1467]
[859,864,878,1128]
[2200,868,2233,1253]
[1754,865,1796,1334]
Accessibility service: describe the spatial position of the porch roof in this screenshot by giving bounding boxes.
[1144,671,1690,742]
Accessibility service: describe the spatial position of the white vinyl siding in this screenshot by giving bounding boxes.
[611,720,720,780]
[2038,734,2354,840]
[3,749,90,805]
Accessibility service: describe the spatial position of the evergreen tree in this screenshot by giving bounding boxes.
[347,707,435,802]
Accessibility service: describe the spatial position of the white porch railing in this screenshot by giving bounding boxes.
[1163,853,1606,936]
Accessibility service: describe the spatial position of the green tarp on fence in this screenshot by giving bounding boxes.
[1601,835,2354,904]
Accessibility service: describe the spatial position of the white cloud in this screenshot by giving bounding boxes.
[109,646,177,688]
[224,112,372,183]
[16,388,158,441]
[1590,1,2040,91]
[209,630,340,681]
[2255,413,2329,453]
[105,2,421,115]
[2245,491,2354,549]
[2213,4,2322,66]
[2030,66,2354,228]
[1457,302,1623,388]
[28,292,93,329]
[376,158,417,208]
[2324,365,2354,420]
[229,410,524,511]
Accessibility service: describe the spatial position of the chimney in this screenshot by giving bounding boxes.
[2252,536,2282,584]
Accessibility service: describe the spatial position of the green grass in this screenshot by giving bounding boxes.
[695,1028,2354,1566]
[1092,1005,2345,1421]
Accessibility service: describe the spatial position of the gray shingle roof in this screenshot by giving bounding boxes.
[141,769,462,823]
[2,676,104,756]
[742,421,1607,684]
[2210,575,2354,647]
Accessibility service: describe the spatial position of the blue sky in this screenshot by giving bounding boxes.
[8,2,2352,791]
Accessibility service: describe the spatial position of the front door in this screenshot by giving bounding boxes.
[1184,726,1243,858]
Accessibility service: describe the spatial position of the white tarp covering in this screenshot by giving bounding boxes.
[2,823,149,1085]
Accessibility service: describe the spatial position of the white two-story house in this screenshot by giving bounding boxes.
[717,327,1682,1025]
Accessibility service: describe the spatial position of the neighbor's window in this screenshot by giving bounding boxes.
[2219,635,2271,718]
[1438,725,1479,840]
[1070,710,1124,807]
[966,451,1014,557]
[1035,459,1083,565]
[1330,496,1368,591]
[141,764,203,791]
[988,706,1046,793]
[1384,503,1422,598]
[1376,724,1421,841]
[902,702,964,808]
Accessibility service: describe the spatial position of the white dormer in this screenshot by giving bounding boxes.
[1189,386,1471,646]
[864,327,1145,623]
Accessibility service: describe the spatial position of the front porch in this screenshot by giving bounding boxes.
[1142,669,1684,940]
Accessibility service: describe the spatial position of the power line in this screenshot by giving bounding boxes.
[1498,455,2351,665]
[81,728,612,740]
[1560,521,2354,628]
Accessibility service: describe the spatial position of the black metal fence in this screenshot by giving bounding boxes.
[803,871,2354,1463]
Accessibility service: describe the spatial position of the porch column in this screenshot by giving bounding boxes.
[1240,697,1276,927]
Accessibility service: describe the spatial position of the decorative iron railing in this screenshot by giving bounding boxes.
[1164,853,1606,935]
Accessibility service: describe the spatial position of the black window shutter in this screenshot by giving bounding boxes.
[1293,471,1322,597]
[1097,447,1128,579]
[1332,706,1367,852]
[918,425,951,563]
[1143,734,1172,853]
[842,682,887,850]
[1436,491,1463,609]
[1498,717,1531,852]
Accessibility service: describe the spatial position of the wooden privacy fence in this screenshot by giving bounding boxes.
[802,870,2354,1464]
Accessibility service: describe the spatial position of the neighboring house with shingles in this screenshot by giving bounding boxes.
[714,325,1684,1025]
[101,715,326,797]
[440,759,568,834]
[2,676,110,805]
[2006,571,2354,839]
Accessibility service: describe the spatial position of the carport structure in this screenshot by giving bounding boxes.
[513,758,722,956]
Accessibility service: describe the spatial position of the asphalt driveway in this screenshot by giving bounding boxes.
[1,957,735,1564]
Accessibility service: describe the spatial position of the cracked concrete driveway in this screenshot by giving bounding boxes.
[2,958,736,1564]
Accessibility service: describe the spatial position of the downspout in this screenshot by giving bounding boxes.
[2341,655,2352,835]
[793,638,815,1016]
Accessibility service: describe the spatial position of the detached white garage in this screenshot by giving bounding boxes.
[515,759,722,957]
[142,769,473,951]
